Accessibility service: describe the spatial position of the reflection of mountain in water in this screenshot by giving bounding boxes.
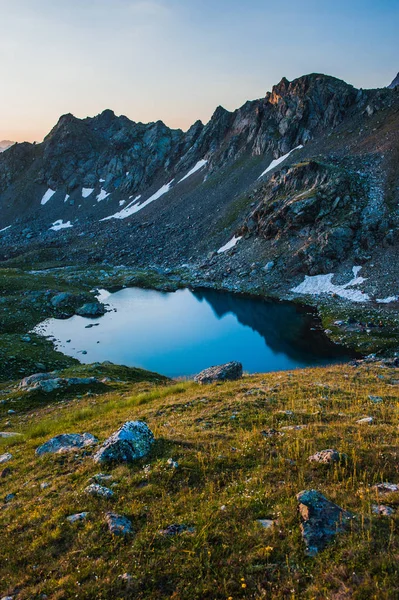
[193,289,350,363]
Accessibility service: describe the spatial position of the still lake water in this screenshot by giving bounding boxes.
[34,287,350,377]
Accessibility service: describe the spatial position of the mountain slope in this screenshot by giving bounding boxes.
[0,73,398,306]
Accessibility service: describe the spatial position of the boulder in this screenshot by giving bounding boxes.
[0,432,21,439]
[76,302,106,317]
[106,512,133,536]
[19,372,99,393]
[194,361,243,384]
[308,449,346,464]
[67,512,89,523]
[93,421,154,464]
[297,489,352,556]
[36,433,98,455]
[0,453,13,464]
[372,504,395,516]
[84,483,114,498]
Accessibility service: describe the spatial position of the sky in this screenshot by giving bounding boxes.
[0,0,398,143]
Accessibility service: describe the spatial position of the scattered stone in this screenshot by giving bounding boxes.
[194,361,243,384]
[91,473,113,483]
[105,512,133,536]
[84,483,114,498]
[40,482,50,490]
[36,433,98,455]
[76,302,106,317]
[356,416,373,424]
[7,410,16,415]
[159,523,195,536]
[261,428,284,437]
[372,504,395,516]
[297,489,353,556]
[0,432,21,439]
[369,395,383,403]
[119,573,133,584]
[167,458,178,468]
[94,421,154,464]
[67,512,89,523]
[0,467,11,478]
[281,424,306,431]
[5,493,15,503]
[257,519,274,529]
[373,482,398,494]
[308,449,346,464]
[19,372,99,393]
[0,453,13,464]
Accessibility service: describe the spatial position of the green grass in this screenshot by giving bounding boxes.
[1,362,398,599]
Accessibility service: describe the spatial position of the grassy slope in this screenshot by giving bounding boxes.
[1,362,398,599]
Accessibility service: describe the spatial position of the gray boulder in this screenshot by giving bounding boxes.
[194,361,243,384]
[84,483,114,498]
[36,433,98,455]
[297,489,352,556]
[93,421,154,464]
[76,302,106,317]
[19,372,99,393]
[67,512,89,523]
[106,512,133,536]
[0,453,12,464]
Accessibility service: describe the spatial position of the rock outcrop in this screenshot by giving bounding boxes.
[194,361,243,384]
[35,433,98,455]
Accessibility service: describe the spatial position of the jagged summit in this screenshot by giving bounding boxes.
[388,72,399,89]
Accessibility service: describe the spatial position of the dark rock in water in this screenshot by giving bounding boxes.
[36,433,98,455]
[105,512,133,536]
[159,523,195,536]
[76,302,106,317]
[93,421,154,464]
[194,361,243,384]
[308,449,347,464]
[297,489,353,556]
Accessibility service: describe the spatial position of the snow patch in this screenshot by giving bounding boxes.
[64,194,70,203]
[217,235,242,254]
[0,225,11,233]
[99,178,105,183]
[82,188,94,198]
[291,266,369,303]
[41,188,56,205]
[179,159,207,183]
[50,220,73,232]
[119,200,126,206]
[376,296,398,304]
[101,180,174,221]
[258,146,303,179]
[96,189,110,202]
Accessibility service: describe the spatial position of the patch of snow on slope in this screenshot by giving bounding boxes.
[258,146,303,179]
[64,194,70,203]
[376,296,398,304]
[179,159,207,183]
[0,225,11,233]
[49,220,73,232]
[119,200,126,206]
[101,180,174,221]
[217,235,242,254]
[291,266,369,302]
[82,188,94,198]
[96,189,110,202]
[41,188,56,205]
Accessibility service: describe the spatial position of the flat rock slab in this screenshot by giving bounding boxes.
[297,489,353,556]
[19,372,99,393]
[194,361,243,384]
[308,449,346,464]
[106,512,133,536]
[36,433,98,455]
[94,421,154,464]
[0,432,21,439]
[85,483,114,498]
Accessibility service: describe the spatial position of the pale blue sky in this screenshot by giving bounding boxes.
[0,0,397,141]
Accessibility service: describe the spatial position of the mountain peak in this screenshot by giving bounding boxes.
[388,72,399,89]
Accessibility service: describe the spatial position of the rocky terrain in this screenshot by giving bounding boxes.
[0,140,15,153]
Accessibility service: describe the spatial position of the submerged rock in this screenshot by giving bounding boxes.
[308,449,346,464]
[76,302,106,317]
[36,433,98,455]
[93,421,154,464]
[106,512,133,536]
[194,361,243,384]
[297,489,352,556]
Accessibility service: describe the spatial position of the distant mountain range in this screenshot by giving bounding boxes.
[0,71,398,304]
[0,140,15,153]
